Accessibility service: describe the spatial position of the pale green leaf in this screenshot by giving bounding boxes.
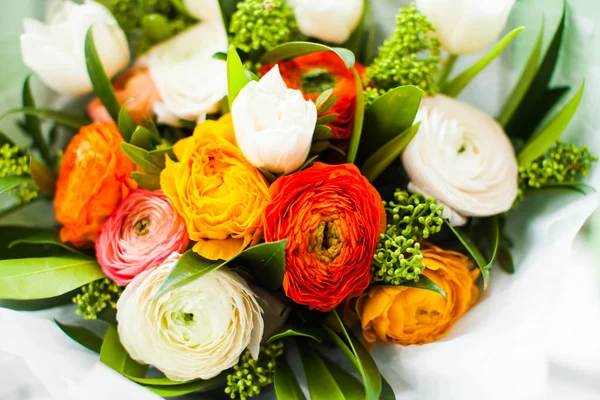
[274,357,307,400]
[300,344,346,400]
[0,176,30,195]
[346,68,365,164]
[267,326,324,344]
[227,45,249,109]
[261,42,355,69]
[1,107,90,130]
[120,143,162,175]
[445,221,490,288]
[131,171,161,190]
[100,326,147,378]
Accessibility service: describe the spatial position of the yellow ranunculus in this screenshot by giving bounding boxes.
[356,245,479,345]
[160,114,270,260]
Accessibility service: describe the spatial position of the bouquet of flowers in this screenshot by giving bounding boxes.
[0,0,597,398]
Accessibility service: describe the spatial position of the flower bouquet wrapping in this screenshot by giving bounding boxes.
[0,0,599,399]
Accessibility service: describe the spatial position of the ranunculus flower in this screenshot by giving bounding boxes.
[54,123,136,247]
[356,245,479,345]
[20,0,130,96]
[96,189,189,286]
[160,115,270,260]
[117,253,264,381]
[402,95,518,225]
[88,68,161,125]
[232,65,317,175]
[145,21,228,126]
[288,0,364,44]
[416,0,516,55]
[260,52,366,140]
[263,162,385,312]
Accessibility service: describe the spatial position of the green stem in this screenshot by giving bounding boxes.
[437,54,458,90]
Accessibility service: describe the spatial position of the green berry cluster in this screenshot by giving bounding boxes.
[366,3,441,100]
[0,144,39,204]
[518,141,597,200]
[229,0,300,68]
[225,341,284,400]
[72,278,123,320]
[371,190,444,285]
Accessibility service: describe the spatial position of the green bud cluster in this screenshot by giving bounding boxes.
[518,141,598,200]
[72,278,123,320]
[0,144,39,204]
[229,0,300,68]
[371,190,444,285]
[225,341,284,400]
[366,3,441,100]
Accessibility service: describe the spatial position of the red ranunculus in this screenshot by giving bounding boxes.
[259,52,366,140]
[263,162,385,312]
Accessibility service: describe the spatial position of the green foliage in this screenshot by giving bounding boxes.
[0,144,38,204]
[371,190,443,285]
[366,3,440,99]
[518,141,597,200]
[229,0,300,68]
[225,341,284,400]
[73,278,123,320]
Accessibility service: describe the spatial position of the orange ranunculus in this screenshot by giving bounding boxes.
[160,114,270,261]
[54,123,136,247]
[88,68,160,125]
[259,52,366,140]
[356,245,480,345]
[263,162,385,312]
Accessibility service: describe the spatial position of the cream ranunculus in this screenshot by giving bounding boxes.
[145,21,228,126]
[416,0,516,55]
[402,95,518,225]
[232,65,317,175]
[288,0,364,44]
[20,0,130,96]
[117,253,264,381]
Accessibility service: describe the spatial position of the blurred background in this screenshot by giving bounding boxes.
[0,0,599,399]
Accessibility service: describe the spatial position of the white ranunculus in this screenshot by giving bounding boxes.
[402,95,518,225]
[20,0,130,96]
[416,0,516,55]
[288,0,364,44]
[183,0,223,22]
[117,253,264,382]
[145,21,228,126]
[232,65,317,175]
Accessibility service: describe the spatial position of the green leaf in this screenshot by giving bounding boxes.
[517,82,584,166]
[442,27,524,98]
[1,107,90,130]
[361,122,420,182]
[131,171,161,190]
[537,181,596,195]
[218,0,242,28]
[320,355,365,400]
[55,320,103,353]
[316,114,338,126]
[0,291,77,311]
[360,86,422,160]
[316,89,334,108]
[0,176,30,195]
[29,158,56,196]
[497,246,515,274]
[261,42,355,69]
[346,68,365,164]
[484,216,500,273]
[445,221,490,289]
[313,125,333,141]
[274,357,307,400]
[299,344,346,400]
[380,374,396,400]
[267,326,324,344]
[126,374,225,396]
[498,22,545,126]
[118,104,137,142]
[130,126,159,150]
[0,130,15,146]
[521,86,571,141]
[0,256,104,300]
[344,0,371,62]
[318,95,338,115]
[120,143,163,174]
[227,45,250,110]
[155,250,220,298]
[100,326,148,378]
[0,226,59,260]
[399,274,446,298]
[22,76,53,166]
[9,231,87,257]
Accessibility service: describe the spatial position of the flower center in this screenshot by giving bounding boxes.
[309,218,343,262]
[134,217,151,236]
[301,69,336,94]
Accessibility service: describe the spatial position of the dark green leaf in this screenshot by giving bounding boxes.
[218,0,242,28]
[227,45,250,109]
[29,158,56,196]
[275,357,307,400]
[497,246,515,274]
[0,130,15,146]
[361,122,420,182]
[118,104,137,142]
[145,377,224,397]
[445,221,490,288]
[120,143,162,174]
[236,240,286,291]
[22,76,52,166]
[399,274,446,298]
[346,68,365,164]
[155,250,220,298]
[0,176,30,195]
[537,181,596,194]
[0,290,77,311]
[0,226,59,260]
[299,344,345,400]
[519,86,570,142]
[261,42,355,69]
[100,326,147,378]
[267,325,324,344]
[1,107,90,130]
[131,171,161,190]
[0,256,104,300]
[380,374,396,400]
[321,355,364,400]
[518,82,584,166]
[442,27,524,97]
[213,52,227,61]
[130,126,159,150]
[9,231,87,257]
[55,320,103,353]
[344,0,371,62]
[484,216,500,273]
[313,125,333,140]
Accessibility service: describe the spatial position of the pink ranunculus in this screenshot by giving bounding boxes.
[88,67,161,125]
[96,189,189,285]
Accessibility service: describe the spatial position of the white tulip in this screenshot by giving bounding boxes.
[20,0,130,96]
[145,21,228,126]
[183,0,223,23]
[416,0,516,55]
[117,253,264,382]
[232,65,317,175]
[402,95,518,225]
[288,0,364,44]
